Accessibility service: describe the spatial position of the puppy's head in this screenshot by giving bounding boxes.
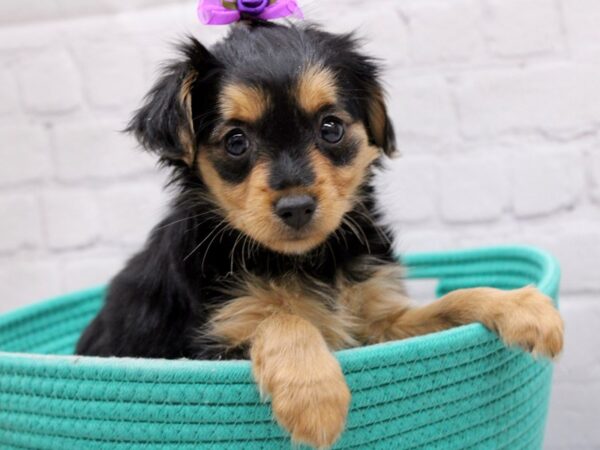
[129,23,395,255]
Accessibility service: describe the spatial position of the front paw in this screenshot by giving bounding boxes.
[270,372,351,449]
[251,314,351,449]
[253,345,351,449]
[494,287,564,358]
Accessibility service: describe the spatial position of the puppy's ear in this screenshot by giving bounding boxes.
[343,34,397,156]
[330,32,397,156]
[365,86,396,156]
[127,38,219,166]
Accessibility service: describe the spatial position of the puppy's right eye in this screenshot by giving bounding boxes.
[320,117,345,144]
[225,130,249,157]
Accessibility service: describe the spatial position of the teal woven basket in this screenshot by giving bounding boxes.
[0,246,560,450]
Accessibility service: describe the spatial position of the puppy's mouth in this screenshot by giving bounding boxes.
[280,225,318,242]
[229,207,338,256]
[263,211,334,255]
[265,232,328,255]
[286,233,313,241]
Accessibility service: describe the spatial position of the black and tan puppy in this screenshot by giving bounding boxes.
[77,22,564,449]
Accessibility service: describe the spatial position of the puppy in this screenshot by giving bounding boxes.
[77,21,564,449]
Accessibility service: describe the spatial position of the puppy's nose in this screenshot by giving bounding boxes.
[275,195,316,230]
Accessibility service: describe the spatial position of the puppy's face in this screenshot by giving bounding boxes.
[129,24,395,255]
[199,65,383,254]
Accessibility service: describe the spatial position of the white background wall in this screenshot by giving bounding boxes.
[0,0,598,448]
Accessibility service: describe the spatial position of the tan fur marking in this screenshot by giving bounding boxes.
[381,286,564,358]
[251,313,351,449]
[198,154,300,252]
[208,277,359,350]
[198,151,264,212]
[178,70,198,165]
[310,124,380,222]
[367,87,389,151]
[338,263,411,344]
[220,83,269,123]
[336,263,564,358]
[296,66,338,114]
[337,263,564,359]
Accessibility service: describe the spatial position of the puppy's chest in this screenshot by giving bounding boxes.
[206,264,408,350]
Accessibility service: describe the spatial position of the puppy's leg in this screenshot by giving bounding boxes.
[376,287,564,358]
[251,313,351,449]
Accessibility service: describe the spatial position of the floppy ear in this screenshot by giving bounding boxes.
[328,31,397,156]
[366,86,396,156]
[127,38,219,166]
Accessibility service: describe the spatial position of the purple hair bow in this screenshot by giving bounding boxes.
[198,0,303,25]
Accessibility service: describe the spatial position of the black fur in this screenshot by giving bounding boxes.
[76,22,397,361]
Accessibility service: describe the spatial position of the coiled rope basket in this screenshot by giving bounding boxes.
[0,246,560,450]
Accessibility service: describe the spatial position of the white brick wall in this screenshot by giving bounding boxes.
[0,1,598,448]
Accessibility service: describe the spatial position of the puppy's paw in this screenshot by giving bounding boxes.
[494,287,564,359]
[270,371,351,449]
[251,314,351,449]
[253,345,350,449]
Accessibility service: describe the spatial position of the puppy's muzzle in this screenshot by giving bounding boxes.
[274,195,316,230]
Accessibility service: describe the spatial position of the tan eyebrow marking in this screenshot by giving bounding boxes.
[219,83,270,123]
[296,65,338,114]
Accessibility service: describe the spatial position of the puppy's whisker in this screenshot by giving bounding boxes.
[351,208,391,246]
[183,218,228,262]
[241,235,252,273]
[191,108,217,122]
[330,229,341,245]
[247,235,258,262]
[340,217,360,244]
[194,115,223,134]
[157,210,219,230]
[354,201,393,246]
[349,215,372,254]
[201,221,231,273]
[186,214,225,235]
[342,216,371,254]
[326,241,337,267]
[333,226,349,250]
[229,232,245,274]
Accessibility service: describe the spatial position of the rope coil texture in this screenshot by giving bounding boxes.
[0,246,560,449]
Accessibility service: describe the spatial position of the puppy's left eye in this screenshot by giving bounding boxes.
[320,117,345,144]
[225,129,250,157]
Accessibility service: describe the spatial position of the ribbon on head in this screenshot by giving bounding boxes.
[198,0,303,25]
